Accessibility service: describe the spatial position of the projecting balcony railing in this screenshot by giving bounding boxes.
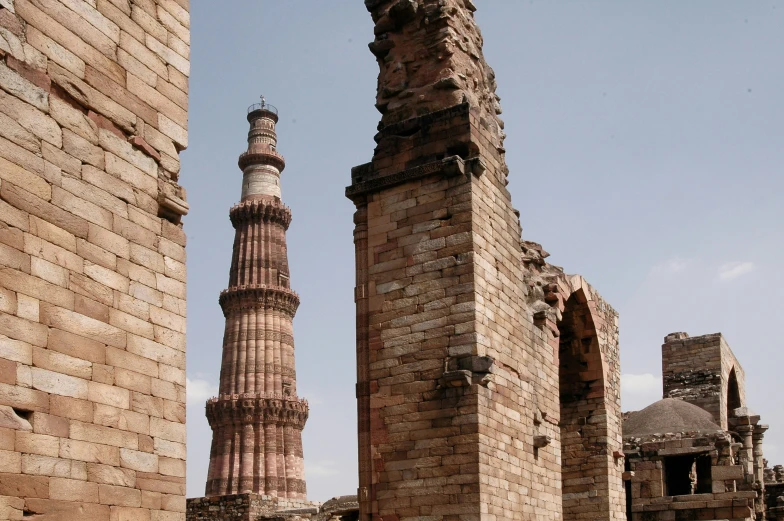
[238,146,286,170]
[247,102,278,115]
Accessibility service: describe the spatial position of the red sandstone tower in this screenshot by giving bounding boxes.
[204,98,308,500]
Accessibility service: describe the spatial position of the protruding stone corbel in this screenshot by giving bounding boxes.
[613,450,626,461]
[158,191,189,224]
[533,435,552,448]
[437,370,472,388]
[469,156,486,177]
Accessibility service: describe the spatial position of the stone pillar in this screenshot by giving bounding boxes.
[204,100,309,499]
[754,425,769,520]
[738,425,755,483]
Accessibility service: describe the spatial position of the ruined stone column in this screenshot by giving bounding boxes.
[738,425,755,483]
[346,2,623,520]
[205,99,309,500]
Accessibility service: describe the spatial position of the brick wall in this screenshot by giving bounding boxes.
[662,333,746,430]
[0,0,189,519]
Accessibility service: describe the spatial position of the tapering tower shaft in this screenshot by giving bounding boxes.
[205,100,308,499]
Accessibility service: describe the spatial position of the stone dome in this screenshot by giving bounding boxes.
[623,398,722,437]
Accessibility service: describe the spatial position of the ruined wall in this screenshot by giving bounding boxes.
[624,433,756,521]
[348,1,623,520]
[662,333,746,430]
[0,0,189,519]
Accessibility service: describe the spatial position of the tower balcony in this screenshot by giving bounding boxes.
[247,101,279,123]
[238,145,286,171]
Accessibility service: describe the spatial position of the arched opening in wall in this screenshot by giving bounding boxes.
[558,290,606,521]
[727,367,741,421]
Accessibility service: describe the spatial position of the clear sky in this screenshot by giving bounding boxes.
[183,1,784,501]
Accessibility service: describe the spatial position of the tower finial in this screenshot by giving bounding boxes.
[260,94,266,108]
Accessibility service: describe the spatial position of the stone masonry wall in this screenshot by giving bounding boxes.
[349,1,624,520]
[662,333,746,430]
[0,0,189,519]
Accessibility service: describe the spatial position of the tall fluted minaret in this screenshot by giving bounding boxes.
[205,98,308,500]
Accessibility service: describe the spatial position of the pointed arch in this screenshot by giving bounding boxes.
[727,367,742,421]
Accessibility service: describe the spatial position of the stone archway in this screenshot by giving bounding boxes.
[727,367,742,421]
[539,276,625,521]
[558,289,609,520]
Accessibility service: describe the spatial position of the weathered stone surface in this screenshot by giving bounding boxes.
[0,1,189,517]
[346,3,624,521]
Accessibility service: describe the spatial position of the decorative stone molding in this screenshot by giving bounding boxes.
[219,284,300,317]
[229,197,293,229]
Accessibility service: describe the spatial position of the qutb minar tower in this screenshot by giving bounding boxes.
[205,98,309,499]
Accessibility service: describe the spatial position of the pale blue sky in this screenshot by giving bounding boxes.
[184,1,784,501]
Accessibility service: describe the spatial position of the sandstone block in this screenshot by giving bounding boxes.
[70,420,138,450]
[88,381,130,409]
[0,61,48,111]
[49,95,97,143]
[32,346,92,380]
[60,438,119,466]
[24,498,111,521]
[0,472,49,498]
[15,431,60,457]
[69,271,115,306]
[127,335,183,368]
[149,417,184,444]
[40,140,81,177]
[52,188,113,236]
[0,382,49,412]
[29,256,69,287]
[106,347,158,379]
[0,88,61,147]
[28,215,77,252]
[0,449,21,473]
[0,358,15,385]
[100,484,142,507]
[87,462,136,487]
[0,334,32,364]
[113,368,151,395]
[159,494,184,512]
[148,306,184,335]
[157,456,184,477]
[1,181,89,238]
[49,395,93,423]
[110,505,153,521]
[152,438,184,460]
[30,366,88,399]
[141,490,162,510]
[119,448,157,473]
[49,476,99,503]
[47,328,106,364]
[40,303,126,348]
[21,454,83,479]
[109,308,154,339]
[99,128,157,178]
[151,509,184,521]
[30,412,69,437]
[131,392,163,418]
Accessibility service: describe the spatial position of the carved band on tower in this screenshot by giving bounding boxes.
[205,99,308,499]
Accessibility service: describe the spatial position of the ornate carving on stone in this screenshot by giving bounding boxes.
[229,197,293,230]
[219,285,301,317]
